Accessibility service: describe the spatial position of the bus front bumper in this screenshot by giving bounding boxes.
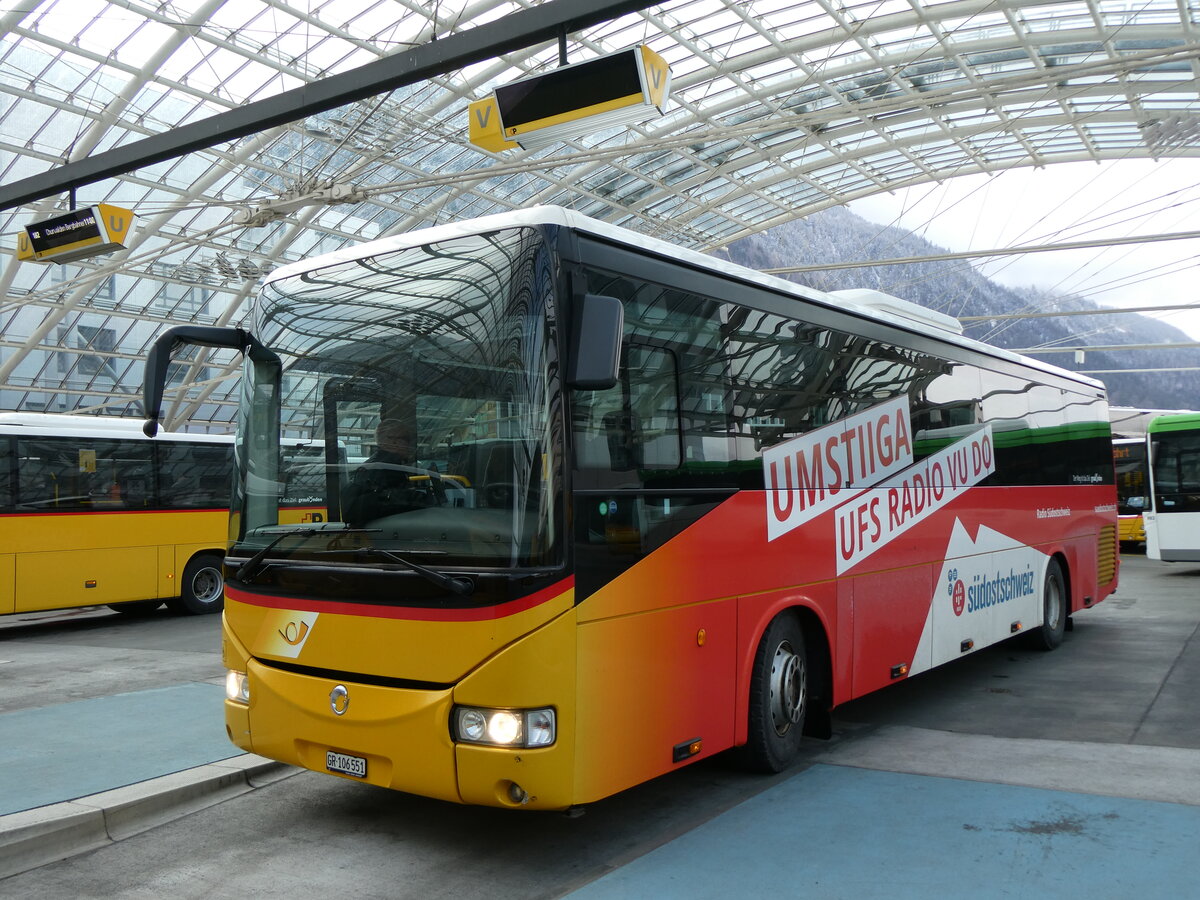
[226,658,576,810]
[235,659,463,804]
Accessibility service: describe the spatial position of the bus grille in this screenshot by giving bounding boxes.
[1098,524,1117,585]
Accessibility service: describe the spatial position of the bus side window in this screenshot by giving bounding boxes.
[575,386,623,472]
[17,440,73,509]
[158,442,230,509]
[602,410,637,471]
[0,438,13,511]
[1177,445,1200,508]
[89,439,153,509]
[574,345,681,476]
[629,346,681,470]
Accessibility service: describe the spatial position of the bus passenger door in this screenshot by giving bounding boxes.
[0,553,13,614]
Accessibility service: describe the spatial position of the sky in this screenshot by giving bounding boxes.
[846,158,1200,343]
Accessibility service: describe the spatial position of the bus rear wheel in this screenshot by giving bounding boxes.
[740,611,808,773]
[168,553,225,615]
[1025,558,1066,651]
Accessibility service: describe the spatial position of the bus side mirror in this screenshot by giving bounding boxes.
[143,325,279,436]
[566,294,624,391]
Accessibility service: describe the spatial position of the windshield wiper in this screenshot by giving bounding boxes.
[235,526,378,582]
[360,548,474,597]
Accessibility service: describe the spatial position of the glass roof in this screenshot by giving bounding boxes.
[1,0,1198,429]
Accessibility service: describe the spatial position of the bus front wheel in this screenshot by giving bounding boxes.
[739,611,808,773]
[168,553,225,616]
[1025,558,1066,651]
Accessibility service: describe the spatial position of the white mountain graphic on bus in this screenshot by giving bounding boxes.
[909,519,1048,675]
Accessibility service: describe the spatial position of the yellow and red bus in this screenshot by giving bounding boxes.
[0,413,233,616]
[144,207,1118,809]
[1112,437,1148,547]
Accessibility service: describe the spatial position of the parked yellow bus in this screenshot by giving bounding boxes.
[0,413,239,616]
[0,413,330,617]
[1112,437,1148,548]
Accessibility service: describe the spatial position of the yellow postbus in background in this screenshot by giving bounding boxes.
[0,413,328,617]
[1112,437,1148,548]
[0,413,238,616]
[0,410,324,619]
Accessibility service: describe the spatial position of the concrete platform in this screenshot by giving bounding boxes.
[0,682,297,879]
[1,555,1197,894]
[1,683,237,815]
[0,753,292,880]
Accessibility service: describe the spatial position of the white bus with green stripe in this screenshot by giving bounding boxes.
[1145,413,1200,562]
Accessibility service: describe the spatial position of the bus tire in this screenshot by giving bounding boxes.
[740,611,808,773]
[168,553,225,616]
[1026,558,1066,651]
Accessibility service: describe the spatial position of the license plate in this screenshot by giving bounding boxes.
[326,750,367,778]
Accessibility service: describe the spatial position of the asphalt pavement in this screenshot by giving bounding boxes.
[1,553,1198,895]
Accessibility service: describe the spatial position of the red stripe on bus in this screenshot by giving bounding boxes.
[226,577,574,622]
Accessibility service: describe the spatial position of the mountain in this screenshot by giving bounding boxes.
[721,205,1199,409]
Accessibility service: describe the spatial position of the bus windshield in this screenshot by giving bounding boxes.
[1113,438,1148,517]
[1150,426,1200,513]
[233,226,562,574]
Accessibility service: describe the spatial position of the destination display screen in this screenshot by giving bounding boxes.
[24,208,103,255]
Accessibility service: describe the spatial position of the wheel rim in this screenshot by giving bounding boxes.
[769,639,805,736]
[1046,574,1063,631]
[191,566,223,605]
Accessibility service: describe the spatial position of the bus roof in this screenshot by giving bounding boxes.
[1109,406,1196,437]
[264,205,1105,393]
[1147,412,1200,433]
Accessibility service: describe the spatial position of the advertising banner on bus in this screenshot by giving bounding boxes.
[763,397,996,572]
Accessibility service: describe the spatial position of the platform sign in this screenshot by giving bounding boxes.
[468,44,672,151]
[16,204,133,263]
[468,96,519,153]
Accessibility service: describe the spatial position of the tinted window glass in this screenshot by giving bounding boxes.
[575,344,681,476]
[16,437,152,510]
[280,443,329,507]
[1152,429,1200,512]
[1113,440,1148,515]
[158,441,233,508]
[0,438,12,510]
[579,272,731,487]
[726,308,980,480]
[977,369,1110,486]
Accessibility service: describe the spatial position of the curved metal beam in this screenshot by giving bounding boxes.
[0,0,662,211]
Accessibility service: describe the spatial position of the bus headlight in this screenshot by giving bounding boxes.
[452,706,555,748]
[225,669,250,704]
